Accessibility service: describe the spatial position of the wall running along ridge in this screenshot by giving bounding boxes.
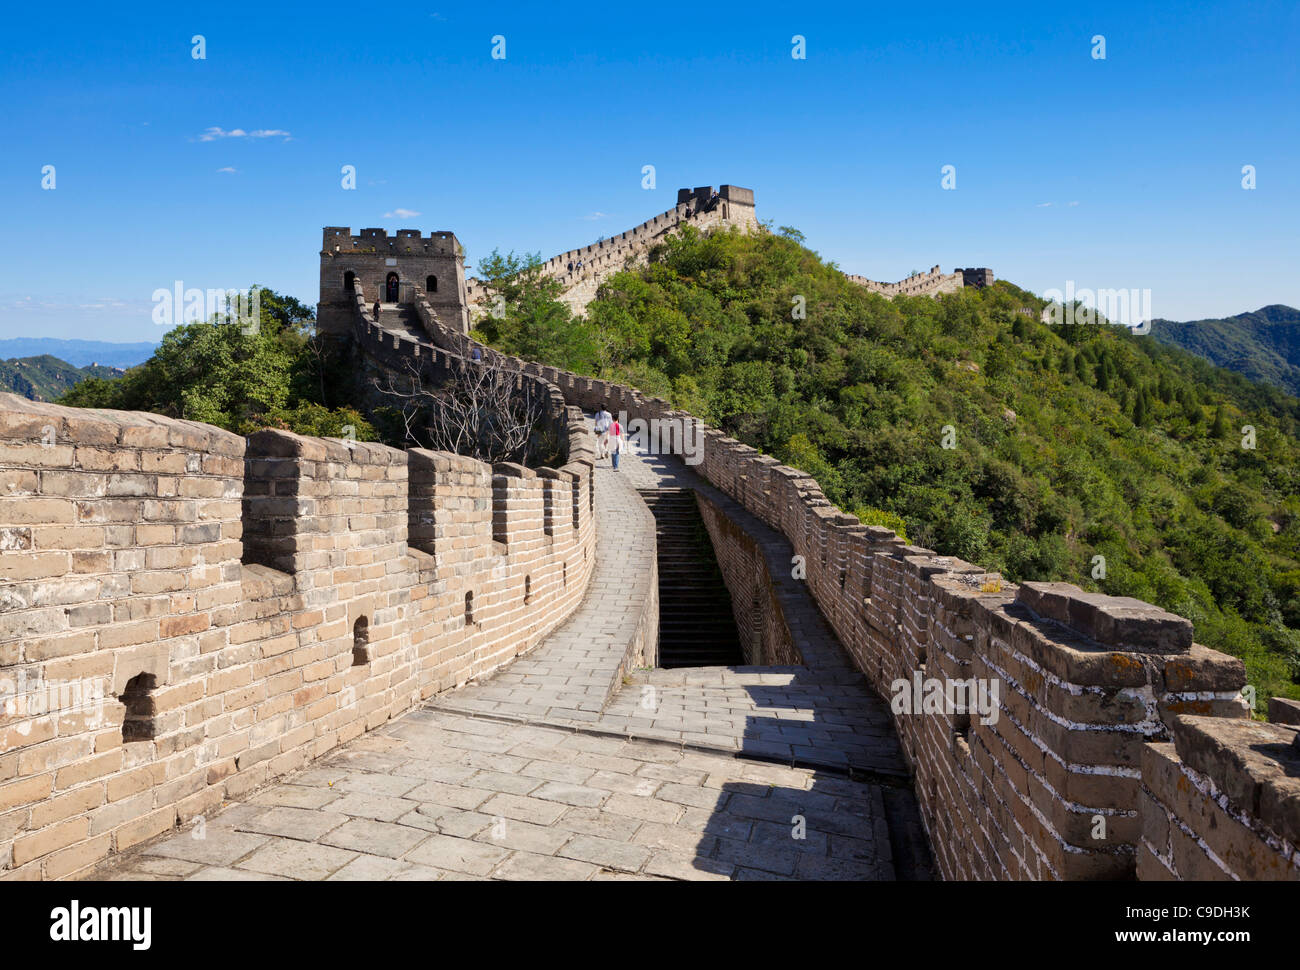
[465,186,759,318]
[0,340,603,878]
[462,185,983,319]
[411,307,1300,882]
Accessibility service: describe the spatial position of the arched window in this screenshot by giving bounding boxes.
[426,275,438,293]
[343,270,356,295]
[352,616,370,666]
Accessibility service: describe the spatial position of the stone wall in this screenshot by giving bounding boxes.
[695,492,801,666]
[415,310,1299,882]
[1139,715,1298,880]
[846,264,966,298]
[0,387,598,880]
[465,184,759,318]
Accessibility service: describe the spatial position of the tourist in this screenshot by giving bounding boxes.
[471,346,483,363]
[593,407,612,459]
[610,417,623,471]
[372,299,380,320]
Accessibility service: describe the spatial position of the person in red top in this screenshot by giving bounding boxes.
[610,418,623,470]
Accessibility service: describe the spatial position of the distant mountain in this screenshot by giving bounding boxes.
[1149,305,1300,396]
[0,355,125,402]
[0,338,157,370]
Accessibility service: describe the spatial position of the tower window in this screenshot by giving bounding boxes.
[426,275,438,293]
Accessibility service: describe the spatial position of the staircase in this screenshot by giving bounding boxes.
[374,303,426,340]
[637,488,744,668]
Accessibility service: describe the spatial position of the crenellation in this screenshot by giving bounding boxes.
[0,382,598,880]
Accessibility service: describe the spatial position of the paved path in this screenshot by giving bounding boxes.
[90,417,929,881]
[432,462,657,723]
[90,710,894,881]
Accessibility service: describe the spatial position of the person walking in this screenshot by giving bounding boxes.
[593,407,612,460]
[372,299,380,321]
[610,417,623,471]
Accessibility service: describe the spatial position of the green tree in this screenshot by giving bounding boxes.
[470,250,597,371]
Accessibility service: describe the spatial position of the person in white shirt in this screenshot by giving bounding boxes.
[594,408,613,460]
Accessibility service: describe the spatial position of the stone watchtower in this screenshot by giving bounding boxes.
[317,227,470,335]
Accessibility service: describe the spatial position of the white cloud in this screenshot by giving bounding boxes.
[384,208,421,219]
[1036,202,1053,208]
[197,127,292,142]
[583,211,609,221]
[1068,200,1080,207]
[217,166,238,174]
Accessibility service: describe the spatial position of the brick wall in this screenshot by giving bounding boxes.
[0,387,599,880]
[846,264,965,298]
[464,185,759,318]
[695,491,801,666]
[416,312,1298,882]
[1139,715,1299,880]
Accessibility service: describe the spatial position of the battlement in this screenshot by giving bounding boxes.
[322,227,462,255]
[466,183,759,318]
[0,388,596,879]
[847,265,967,298]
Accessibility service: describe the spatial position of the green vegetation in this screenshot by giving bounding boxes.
[59,287,375,439]
[1151,305,1300,397]
[1,355,123,402]
[481,225,1300,709]
[469,250,597,370]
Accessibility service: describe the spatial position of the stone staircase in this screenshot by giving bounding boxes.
[374,303,426,340]
[637,487,743,668]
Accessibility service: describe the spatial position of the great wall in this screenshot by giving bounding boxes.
[0,185,1296,882]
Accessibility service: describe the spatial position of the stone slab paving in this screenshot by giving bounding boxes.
[90,711,894,881]
[434,418,908,777]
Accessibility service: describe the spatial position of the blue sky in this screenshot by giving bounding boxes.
[1,0,1296,342]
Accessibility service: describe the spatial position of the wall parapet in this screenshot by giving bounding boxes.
[0,382,597,880]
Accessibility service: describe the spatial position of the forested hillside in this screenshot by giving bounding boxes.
[58,288,372,439]
[475,227,1300,709]
[1150,304,1300,396]
[0,355,123,402]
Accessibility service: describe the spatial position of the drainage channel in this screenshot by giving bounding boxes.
[637,487,744,668]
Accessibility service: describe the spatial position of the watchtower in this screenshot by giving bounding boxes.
[318,227,470,335]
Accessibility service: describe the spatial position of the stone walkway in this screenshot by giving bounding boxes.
[432,462,657,723]
[88,417,929,881]
[89,711,894,881]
